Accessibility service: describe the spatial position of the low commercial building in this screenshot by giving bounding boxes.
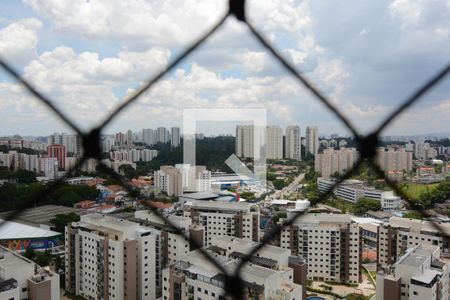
[0,246,60,300]
[376,245,448,300]
[162,237,304,300]
[280,213,362,284]
[318,178,401,210]
[377,217,450,270]
[0,219,62,252]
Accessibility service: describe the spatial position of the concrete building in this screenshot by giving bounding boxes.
[157,127,170,144]
[314,148,358,178]
[376,245,448,300]
[0,246,60,300]
[142,128,157,146]
[280,213,362,284]
[266,126,283,160]
[415,142,437,160]
[305,126,318,156]
[236,125,254,159]
[171,127,181,148]
[183,200,260,246]
[377,217,450,270]
[133,211,204,266]
[317,178,401,210]
[162,236,304,300]
[285,125,301,160]
[154,166,183,196]
[376,147,413,175]
[65,214,161,300]
[47,144,67,170]
[175,164,211,193]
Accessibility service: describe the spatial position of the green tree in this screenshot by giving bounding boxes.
[355,197,381,214]
[273,179,285,190]
[50,212,80,232]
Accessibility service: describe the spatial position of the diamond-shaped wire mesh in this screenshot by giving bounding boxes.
[1,1,450,299]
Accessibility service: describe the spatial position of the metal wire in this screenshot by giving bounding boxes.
[1,1,449,299]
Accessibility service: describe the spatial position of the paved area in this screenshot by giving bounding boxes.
[310,273,375,298]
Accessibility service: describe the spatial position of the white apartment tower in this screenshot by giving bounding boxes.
[183,200,260,246]
[162,237,305,300]
[305,126,319,156]
[285,125,301,160]
[266,126,283,160]
[65,214,162,300]
[0,246,60,300]
[154,166,183,196]
[280,213,362,284]
[376,245,449,300]
[170,127,181,148]
[142,128,156,146]
[377,217,450,270]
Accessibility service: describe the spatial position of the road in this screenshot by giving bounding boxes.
[267,172,305,201]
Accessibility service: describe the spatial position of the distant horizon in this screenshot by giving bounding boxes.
[2,129,449,140]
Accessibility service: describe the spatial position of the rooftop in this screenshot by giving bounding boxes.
[185,200,255,212]
[0,219,61,240]
[0,204,88,227]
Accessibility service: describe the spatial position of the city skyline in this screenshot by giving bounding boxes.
[1,1,450,136]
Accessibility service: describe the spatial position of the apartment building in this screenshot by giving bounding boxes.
[266,126,283,159]
[155,165,183,196]
[183,200,260,246]
[314,147,358,178]
[236,125,255,159]
[376,147,413,174]
[65,214,162,300]
[376,245,448,300]
[175,164,212,192]
[280,213,362,284]
[317,178,401,210]
[377,217,450,270]
[212,236,308,299]
[0,246,60,300]
[171,127,180,148]
[133,210,204,265]
[285,125,301,160]
[162,237,304,300]
[305,126,318,156]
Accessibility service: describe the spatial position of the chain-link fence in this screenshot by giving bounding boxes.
[1,0,450,299]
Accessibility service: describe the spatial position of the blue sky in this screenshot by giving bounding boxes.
[1,0,450,137]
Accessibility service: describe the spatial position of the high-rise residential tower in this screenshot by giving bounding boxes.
[170,127,180,148]
[235,125,254,158]
[285,125,301,160]
[305,126,319,156]
[156,127,169,144]
[47,144,67,170]
[266,126,283,159]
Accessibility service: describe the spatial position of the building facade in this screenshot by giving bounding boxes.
[376,245,448,300]
[162,236,305,300]
[183,200,260,246]
[377,217,450,270]
[314,148,358,178]
[305,126,318,156]
[266,126,283,160]
[285,125,301,160]
[280,213,362,284]
[65,214,161,300]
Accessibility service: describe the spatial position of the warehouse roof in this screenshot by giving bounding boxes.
[0,219,61,239]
